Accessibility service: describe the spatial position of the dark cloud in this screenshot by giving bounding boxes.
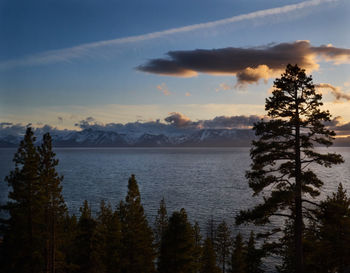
[137,41,350,87]
[75,116,99,129]
[201,115,262,129]
[57,116,63,123]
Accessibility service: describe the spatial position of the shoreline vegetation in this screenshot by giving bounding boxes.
[1,65,350,273]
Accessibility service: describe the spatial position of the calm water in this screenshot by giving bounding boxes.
[1,147,350,271]
[1,147,350,229]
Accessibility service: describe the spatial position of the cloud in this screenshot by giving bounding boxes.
[200,115,263,129]
[57,116,63,123]
[185,92,192,97]
[70,112,261,133]
[164,112,193,127]
[315,83,350,101]
[75,116,100,129]
[216,83,234,92]
[0,122,73,138]
[137,41,350,87]
[0,0,336,69]
[156,83,171,96]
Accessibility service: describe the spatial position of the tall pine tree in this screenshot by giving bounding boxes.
[96,200,122,273]
[158,209,197,273]
[154,197,168,262]
[1,127,43,273]
[200,238,220,273]
[119,174,155,273]
[214,220,231,273]
[236,64,343,273]
[73,200,101,273]
[228,233,246,273]
[38,132,67,273]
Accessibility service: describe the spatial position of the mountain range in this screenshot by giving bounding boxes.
[2,127,350,147]
[0,127,255,147]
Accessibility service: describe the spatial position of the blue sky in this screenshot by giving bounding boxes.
[0,0,349,129]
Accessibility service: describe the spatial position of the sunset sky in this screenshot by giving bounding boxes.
[1,0,350,130]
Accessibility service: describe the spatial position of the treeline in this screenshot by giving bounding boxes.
[0,128,262,273]
[1,128,350,273]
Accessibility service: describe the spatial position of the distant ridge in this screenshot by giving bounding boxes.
[1,127,350,147]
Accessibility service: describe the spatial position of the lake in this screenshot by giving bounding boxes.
[1,147,350,231]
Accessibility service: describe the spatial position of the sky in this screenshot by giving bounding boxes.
[0,0,350,130]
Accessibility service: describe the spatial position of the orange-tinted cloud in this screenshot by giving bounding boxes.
[315,83,350,102]
[137,41,350,87]
[164,112,192,127]
[157,83,171,96]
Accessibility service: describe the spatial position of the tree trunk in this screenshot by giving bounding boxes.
[294,91,304,273]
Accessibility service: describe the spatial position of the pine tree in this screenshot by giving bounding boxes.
[73,200,101,273]
[154,197,168,261]
[61,214,78,273]
[206,216,216,242]
[214,220,231,273]
[1,127,43,273]
[158,208,197,273]
[228,234,246,273]
[245,232,263,273]
[200,238,221,273]
[193,221,203,272]
[38,132,67,273]
[236,64,343,273]
[119,174,155,273]
[96,200,122,273]
[307,184,350,272]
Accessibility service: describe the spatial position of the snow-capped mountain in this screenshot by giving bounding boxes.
[0,128,256,147]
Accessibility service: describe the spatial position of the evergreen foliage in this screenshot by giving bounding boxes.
[236,64,343,273]
[245,232,264,273]
[200,238,221,273]
[154,197,168,260]
[38,132,67,273]
[1,127,42,273]
[158,208,197,273]
[73,200,101,273]
[193,221,203,272]
[119,174,155,273]
[96,200,122,273]
[305,183,350,273]
[214,220,231,273]
[228,233,246,273]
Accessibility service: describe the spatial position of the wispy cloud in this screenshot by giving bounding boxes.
[157,83,171,96]
[315,83,350,102]
[0,0,336,70]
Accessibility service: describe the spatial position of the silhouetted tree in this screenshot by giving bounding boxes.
[214,220,231,273]
[245,232,263,273]
[154,197,168,262]
[38,132,67,273]
[193,221,203,272]
[1,127,43,273]
[228,233,246,273]
[158,208,196,273]
[200,238,220,273]
[96,200,122,273]
[73,200,101,273]
[305,184,350,273]
[236,64,343,273]
[61,214,78,273]
[206,216,216,242]
[119,174,155,273]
